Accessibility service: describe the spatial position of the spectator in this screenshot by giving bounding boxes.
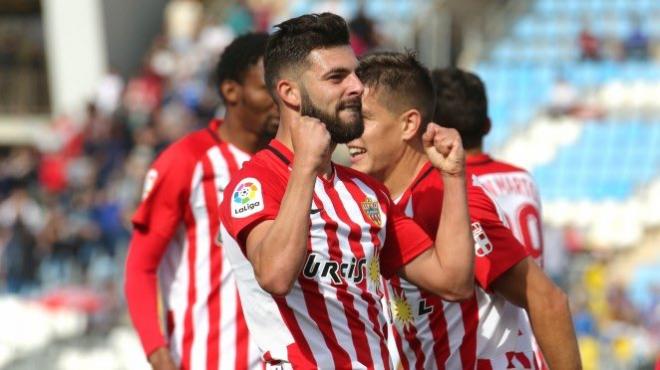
[624,15,649,60]
[579,22,601,61]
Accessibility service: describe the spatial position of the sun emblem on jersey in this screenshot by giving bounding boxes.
[233,182,258,204]
[391,292,414,329]
[361,197,382,227]
[367,256,380,288]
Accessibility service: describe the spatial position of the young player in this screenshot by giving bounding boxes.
[219,13,475,369]
[348,52,581,370]
[432,68,544,265]
[124,33,277,370]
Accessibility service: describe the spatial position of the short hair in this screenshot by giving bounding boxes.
[356,51,436,129]
[215,32,269,99]
[264,13,350,96]
[431,68,488,150]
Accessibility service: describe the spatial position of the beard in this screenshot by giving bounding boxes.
[300,88,364,144]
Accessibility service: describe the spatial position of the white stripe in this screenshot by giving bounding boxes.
[207,146,231,198]
[442,300,465,370]
[227,143,251,166]
[163,230,188,364]
[208,146,239,369]
[248,336,262,369]
[331,178,388,368]
[219,248,238,369]
[190,162,211,370]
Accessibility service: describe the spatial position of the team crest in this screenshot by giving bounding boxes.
[472,222,494,257]
[361,197,382,227]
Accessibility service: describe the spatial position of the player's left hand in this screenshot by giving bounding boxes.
[422,123,465,177]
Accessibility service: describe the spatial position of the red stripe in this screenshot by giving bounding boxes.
[234,290,249,369]
[181,199,198,370]
[388,275,426,370]
[201,157,221,370]
[459,292,480,370]
[333,174,393,369]
[309,193,368,368]
[476,359,494,370]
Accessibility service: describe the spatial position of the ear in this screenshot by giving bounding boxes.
[399,109,422,141]
[483,117,492,136]
[220,80,240,105]
[276,79,300,109]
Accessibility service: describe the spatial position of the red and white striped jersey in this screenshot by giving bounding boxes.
[128,119,261,370]
[466,154,543,265]
[385,162,542,370]
[219,139,433,369]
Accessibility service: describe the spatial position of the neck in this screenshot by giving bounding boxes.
[382,142,427,200]
[217,110,262,154]
[465,146,484,158]
[276,109,334,179]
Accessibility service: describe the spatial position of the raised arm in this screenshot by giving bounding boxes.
[244,116,331,296]
[399,124,475,300]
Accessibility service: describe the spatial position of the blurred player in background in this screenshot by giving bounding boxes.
[348,52,581,369]
[124,32,277,370]
[218,13,476,369]
[432,68,544,266]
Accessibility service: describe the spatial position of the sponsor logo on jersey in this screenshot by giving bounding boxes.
[231,178,264,218]
[361,197,382,227]
[472,221,494,257]
[142,169,158,200]
[302,253,367,285]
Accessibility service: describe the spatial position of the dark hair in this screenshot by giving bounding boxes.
[215,32,269,99]
[356,51,436,129]
[264,13,350,96]
[431,68,488,150]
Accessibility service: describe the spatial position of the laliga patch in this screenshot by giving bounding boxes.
[142,169,158,200]
[361,197,383,227]
[231,178,264,218]
[472,221,493,257]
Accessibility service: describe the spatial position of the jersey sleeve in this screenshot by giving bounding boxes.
[380,201,433,278]
[468,185,529,291]
[126,148,193,356]
[220,167,284,253]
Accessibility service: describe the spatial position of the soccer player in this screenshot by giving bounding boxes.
[218,13,475,369]
[432,68,544,265]
[124,33,278,370]
[348,52,581,369]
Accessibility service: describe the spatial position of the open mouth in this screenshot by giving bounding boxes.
[347,145,367,164]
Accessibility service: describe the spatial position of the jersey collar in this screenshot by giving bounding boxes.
[466,153,492,166]
[207,118,223,143]
[266,139,293,166]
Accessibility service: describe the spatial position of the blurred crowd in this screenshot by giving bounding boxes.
[0,0,383,325]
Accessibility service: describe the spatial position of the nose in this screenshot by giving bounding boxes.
[345,72,364,98]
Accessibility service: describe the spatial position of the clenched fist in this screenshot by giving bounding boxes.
[422,123,465,177]
[291,116,332,172]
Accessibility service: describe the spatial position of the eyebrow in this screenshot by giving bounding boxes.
[322,67,352,79]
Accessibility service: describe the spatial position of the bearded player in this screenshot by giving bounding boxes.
[124,33,277,370]
[218,13,476,369]
[348,52,581,370]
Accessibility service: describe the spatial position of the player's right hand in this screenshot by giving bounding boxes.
[148,347,178,370]
[292,115,331,172]
[422,123,466,177]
